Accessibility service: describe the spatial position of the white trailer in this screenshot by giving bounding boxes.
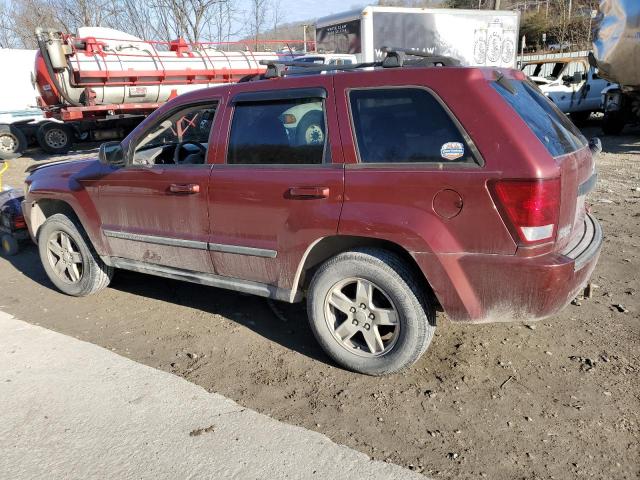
[315,6,520,68]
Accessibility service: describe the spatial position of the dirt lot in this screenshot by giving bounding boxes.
[1,124,638,479]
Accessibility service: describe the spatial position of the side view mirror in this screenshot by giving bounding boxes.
[99,141,124,166]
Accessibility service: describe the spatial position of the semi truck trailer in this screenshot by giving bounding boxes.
[315,6,520,68]
[2,27,300,158]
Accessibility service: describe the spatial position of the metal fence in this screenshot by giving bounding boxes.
[517,50,591,68]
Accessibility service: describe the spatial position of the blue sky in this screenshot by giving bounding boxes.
[272,0,369,23]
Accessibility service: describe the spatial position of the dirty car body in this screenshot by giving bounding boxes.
[23,61,603,374]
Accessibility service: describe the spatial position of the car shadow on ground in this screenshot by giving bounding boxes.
[2,244,333,367]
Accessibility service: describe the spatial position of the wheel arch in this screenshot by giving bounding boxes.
[29,198,79,241]
[291,235,439,308]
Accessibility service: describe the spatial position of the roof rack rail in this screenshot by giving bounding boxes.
[251,47,460,80]
[380,47,461,67]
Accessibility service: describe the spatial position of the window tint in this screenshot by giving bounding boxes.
[228,98,326,165]
[349,88,475,164]
[133,103,216,166]
[492,79,587,157]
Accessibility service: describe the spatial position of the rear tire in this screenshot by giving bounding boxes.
[602,111,626,135]
[0,124,28,160]
[307,248,436,375]
[1,233,19,256]
[37,122,73,154]
[38,213,113,296]
[570,110,591,126]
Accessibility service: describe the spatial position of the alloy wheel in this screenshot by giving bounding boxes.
[46,231,84,283]
[324,277,400,357]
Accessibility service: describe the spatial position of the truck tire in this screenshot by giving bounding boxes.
[307,248,436,375]
[296,111,325,146]
[602,111,626,135]
[1,233,19,256]
[570,111,591,126]
[38,213,113,296]
[37,122,74,154]
[0,124,28,160]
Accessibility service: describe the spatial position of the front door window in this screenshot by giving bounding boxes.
[132,104,217,166]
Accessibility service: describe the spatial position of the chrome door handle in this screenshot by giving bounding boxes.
[287,186,330,199]
[169,183,200,194]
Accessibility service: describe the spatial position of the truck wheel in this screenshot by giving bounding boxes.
[296,112,325,146]
[1,233,19,256]
[602,111,625,135]
[0,124,28,160]
[570,111,591,126]
[37,123,73,154]
[307,248,436,375]
[38,213,113,296]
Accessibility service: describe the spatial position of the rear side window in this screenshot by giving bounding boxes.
[349,88,476,164]
[492,79,587,157]
[228,98,326,165]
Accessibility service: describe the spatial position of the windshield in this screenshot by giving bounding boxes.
[493,78,587,157]
[522,62,567,80]
[294,57,325,64]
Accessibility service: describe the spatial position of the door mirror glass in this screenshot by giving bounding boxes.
[99,141,124,166]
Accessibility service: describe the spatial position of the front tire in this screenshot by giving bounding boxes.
[296,112,325,146]
[570,110,591,126]
[38,213,113,296]
[307,248,435,375]
[602,111,626,135]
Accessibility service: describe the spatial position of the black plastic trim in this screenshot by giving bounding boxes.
[231,88,327,104]
[103,229,277,258]
[103,230,208,250]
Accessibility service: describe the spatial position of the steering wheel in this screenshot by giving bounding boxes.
[173,141,207,165]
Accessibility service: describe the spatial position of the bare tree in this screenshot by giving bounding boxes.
[271,0,285,38]
[210,0,243,47]
[248,0,269,48]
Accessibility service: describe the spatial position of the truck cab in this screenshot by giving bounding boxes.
[522,57,614,123]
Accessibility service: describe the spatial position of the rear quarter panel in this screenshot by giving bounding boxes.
[333,67,560,255]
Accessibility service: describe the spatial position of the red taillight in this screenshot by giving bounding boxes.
[13,215,26,229]
[489,178,560,245]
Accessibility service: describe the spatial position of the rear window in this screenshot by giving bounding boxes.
[493,79,587,157]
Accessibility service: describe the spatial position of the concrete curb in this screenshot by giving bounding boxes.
[0,311,427,479]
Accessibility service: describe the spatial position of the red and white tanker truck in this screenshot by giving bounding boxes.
[1,27,300,158]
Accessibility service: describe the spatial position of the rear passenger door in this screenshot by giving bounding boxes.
[208,83,344,297]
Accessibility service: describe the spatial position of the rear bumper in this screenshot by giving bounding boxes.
[415,213,603,323]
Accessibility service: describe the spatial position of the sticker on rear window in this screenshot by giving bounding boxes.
[440,142,464,161]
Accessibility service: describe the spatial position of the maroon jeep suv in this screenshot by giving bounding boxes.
[23,57,602,375]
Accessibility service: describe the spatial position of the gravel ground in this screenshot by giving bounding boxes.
[0,123,638,479]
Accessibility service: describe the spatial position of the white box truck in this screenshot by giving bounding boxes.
[315,6,520,68]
